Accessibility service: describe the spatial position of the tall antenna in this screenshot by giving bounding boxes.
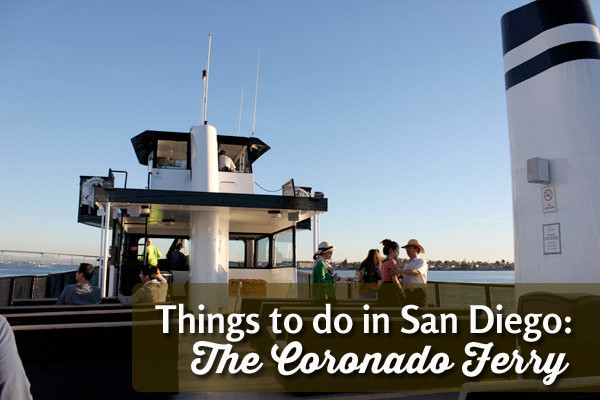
[201,33,212,125]
[237,86,244,136]
[252,48,260,137]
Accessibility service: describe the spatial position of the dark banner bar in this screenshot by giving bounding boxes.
[501,0,596,55]
[505,41,600,90]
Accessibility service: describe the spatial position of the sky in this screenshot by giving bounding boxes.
[3,0,599,263]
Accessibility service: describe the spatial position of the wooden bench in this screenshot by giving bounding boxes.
[13,319,178,398]
[5,308,164,326]
[11,296,120,306]
[0,303,129,315]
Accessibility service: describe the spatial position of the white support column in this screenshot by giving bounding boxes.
[189,210,229,313]
[316,214,320,247]
[502,2,600,285]
[188,124,229,312]
[312,216,318,255]
[101,202,111,297]
[99,205,105,271]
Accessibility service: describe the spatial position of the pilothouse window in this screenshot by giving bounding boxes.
[274,230,294,267]
[255,236,270,268]
[156,140,188,169]
[229,239,245,268]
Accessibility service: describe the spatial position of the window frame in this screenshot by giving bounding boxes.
[228,226,296,269]
[273,227,296,268]
[152,139,191,170]
[228,238,247,269]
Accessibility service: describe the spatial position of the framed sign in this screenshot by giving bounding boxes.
[543,223,561,255]
[542,185,557,213]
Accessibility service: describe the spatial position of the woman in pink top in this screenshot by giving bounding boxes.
[378,239,405,305]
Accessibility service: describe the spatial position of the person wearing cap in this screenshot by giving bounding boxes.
[400,239,428,307]
[311,241,340,301]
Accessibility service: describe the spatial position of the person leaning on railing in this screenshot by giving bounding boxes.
[356,249,382,299]
[399,239,428,307]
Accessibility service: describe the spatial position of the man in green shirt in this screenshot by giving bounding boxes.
[142,238,162,266]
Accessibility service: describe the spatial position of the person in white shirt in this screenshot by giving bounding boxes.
[0,316,32,400]
[399,239,428,306]
[218,150,236,172]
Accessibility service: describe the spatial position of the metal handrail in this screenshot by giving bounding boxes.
[0,250,97,265]
[296,270,515,308]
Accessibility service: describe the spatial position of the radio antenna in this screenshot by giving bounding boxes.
[201,33,212,125]
[237,86,244,136]
[252,49,260,137]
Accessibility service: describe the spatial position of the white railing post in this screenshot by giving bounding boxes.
[101,202,111,297]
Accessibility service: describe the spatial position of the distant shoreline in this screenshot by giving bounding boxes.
[298,267,514,271]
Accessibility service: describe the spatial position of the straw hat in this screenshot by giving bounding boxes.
[314,241,336,257]
[401,239,425,254]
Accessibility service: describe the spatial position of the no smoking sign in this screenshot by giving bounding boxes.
[542,185,557,213]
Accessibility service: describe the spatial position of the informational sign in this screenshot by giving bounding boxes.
[228,279,267,297]
[543,223,561,255]
[542,185,557,213]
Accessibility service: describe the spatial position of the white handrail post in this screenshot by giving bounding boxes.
[101,202,111,297]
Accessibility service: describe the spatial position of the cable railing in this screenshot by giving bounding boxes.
[0,250,97,266]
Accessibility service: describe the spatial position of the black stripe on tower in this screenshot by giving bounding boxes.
[501,0,596,55]
[505,41,600,90]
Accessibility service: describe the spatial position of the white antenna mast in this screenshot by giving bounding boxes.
[201,33,212,125]
[252,48,260,137]
[237,86,244,136]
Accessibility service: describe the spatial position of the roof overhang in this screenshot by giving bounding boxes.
[93,188,326,235]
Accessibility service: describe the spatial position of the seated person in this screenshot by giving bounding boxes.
[56,263,101,305]
[218,150,236,172]
[118,266,168,305]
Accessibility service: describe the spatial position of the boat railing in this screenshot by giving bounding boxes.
[0,249,97,265]
[297,270,515,310]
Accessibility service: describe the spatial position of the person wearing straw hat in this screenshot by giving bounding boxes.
[399,239,428,307]
[311,241,340,301]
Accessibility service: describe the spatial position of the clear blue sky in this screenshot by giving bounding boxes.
[3,0,598,262]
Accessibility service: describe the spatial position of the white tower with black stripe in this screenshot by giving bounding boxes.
[502,0,600,283]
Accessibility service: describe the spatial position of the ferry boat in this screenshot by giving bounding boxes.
[3,0,600,397]
[78,125,327,311]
